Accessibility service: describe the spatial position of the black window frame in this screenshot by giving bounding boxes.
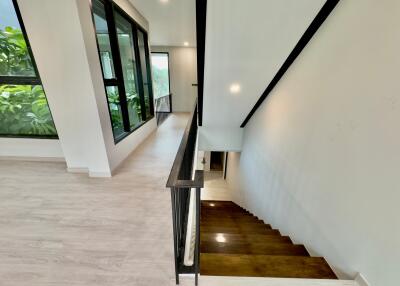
[91,0,155,144]
[0,0,58,139]
[151,51,172,113]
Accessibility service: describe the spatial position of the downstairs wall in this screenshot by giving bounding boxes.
[151,46,197,112]
[226,0,400,285]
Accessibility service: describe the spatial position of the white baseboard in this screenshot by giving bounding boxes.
[0,156,65,162]
[89,171,112,178]
[67,167,111,178]
[355,274,370,286]
[67,167,89,174]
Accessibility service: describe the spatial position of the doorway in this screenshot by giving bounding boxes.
[210,151,224,171]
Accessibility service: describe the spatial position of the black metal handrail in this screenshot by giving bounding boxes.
[167,100,203,286]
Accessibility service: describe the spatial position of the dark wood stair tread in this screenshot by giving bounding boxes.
[201,224,273,234]
[200,233,291,244]
[201,241,309,256]
[199,200,337,280]
[201,201,241,207]
[201,220,265,228]
[200,254,337,279]
[202,208,251,214]
[201,213,265,223]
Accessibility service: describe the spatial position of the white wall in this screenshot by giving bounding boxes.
[226,0,400,285]
[151,46,197,112]
[18,0,112,176]
[202,0,325,127]
[76,0,157,173]
[199,126,243,152]
[0,138,63,160]
[11,0,156,176]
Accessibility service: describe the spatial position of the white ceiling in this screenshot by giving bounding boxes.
[203,0,326,127]
[129,0,196,47]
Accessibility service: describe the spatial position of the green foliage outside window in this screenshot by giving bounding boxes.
[0,84,56,135]
[0,26,57,136]
[152,64,169,99]
[0,26,34,76]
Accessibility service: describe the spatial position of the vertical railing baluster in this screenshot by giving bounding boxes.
[170,188,179,285]
[194,187,201,286]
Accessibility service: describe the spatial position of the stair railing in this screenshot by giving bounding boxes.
[166,99,204,285]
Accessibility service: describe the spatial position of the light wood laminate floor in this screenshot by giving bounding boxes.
[0,114,189,286]
[201,171,232,201]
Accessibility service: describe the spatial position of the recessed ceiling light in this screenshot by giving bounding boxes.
[229,83,241,94]
[160,0,169,3]
[184,41,189,46]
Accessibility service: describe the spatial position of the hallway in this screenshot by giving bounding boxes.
[0,114,189,286]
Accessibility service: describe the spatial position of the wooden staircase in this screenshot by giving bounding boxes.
[200,200,338,279]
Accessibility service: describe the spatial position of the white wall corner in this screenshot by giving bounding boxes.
[18,0,112,175]
[76,0,157,174]
[355,273,370,286]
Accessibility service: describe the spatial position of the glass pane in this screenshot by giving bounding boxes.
[0,85,56,136]
[115,12,142,130]
[105,86,125,139]
[137,30,153,119]
[0,0,35,76]
[151,53,170,99]
[92,0,116,79]
[152,53,170,113]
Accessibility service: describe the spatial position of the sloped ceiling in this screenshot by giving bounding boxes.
[129,0,196,47]
[203,0,326,127]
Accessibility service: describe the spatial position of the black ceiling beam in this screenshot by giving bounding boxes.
[196,0,207,126]
[241,0,341,128]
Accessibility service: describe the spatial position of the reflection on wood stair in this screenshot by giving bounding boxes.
[200,200,337,280]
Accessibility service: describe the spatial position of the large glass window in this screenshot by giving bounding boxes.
[151,53,170,109]
[151,53,171,113]
[114,12,142,129]
[92,0,154,143]
[0,0,57,137]
[137,30,153,118]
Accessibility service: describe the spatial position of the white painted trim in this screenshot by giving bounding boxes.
[0,156,65,162]
[355,274,370,286]
[0,138,64,159]
[88,171,112,178]
[67,167,111,178]
[67,167,89,174]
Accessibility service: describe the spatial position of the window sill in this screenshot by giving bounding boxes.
[114,115,155,144]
